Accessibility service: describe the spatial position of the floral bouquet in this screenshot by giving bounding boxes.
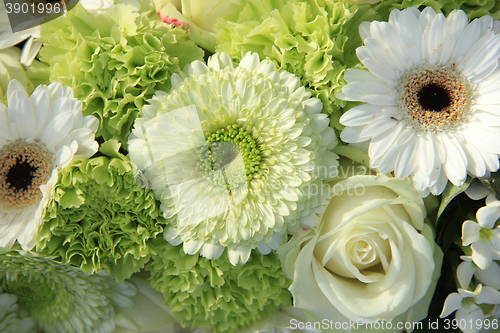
[2,0,500,332]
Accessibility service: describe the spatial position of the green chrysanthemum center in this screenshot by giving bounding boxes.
[0,140,55,211]
[1,275,55,310]
[196,124,265,191]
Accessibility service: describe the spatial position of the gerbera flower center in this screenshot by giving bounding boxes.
[197,124,264,192]
[397,64,474,132]
[0,140,55,211]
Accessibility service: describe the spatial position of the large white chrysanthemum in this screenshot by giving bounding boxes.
[129,52,338,265]
[339,7,500,196]
[0,79,98,250]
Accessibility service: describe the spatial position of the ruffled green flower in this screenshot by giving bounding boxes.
[147,240,291,333]
[215,0,380,124]
[38,3,204,146]
[0,250,136,333]
[36,141,167,281]
[0,287,35,333]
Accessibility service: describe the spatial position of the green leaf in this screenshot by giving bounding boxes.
[436,177,472,221]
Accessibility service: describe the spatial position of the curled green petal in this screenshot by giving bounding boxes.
[147,240,292,333]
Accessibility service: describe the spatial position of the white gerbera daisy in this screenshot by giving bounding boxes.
[339,7,500,196]
[129,52,338,265]
[0,79,98,250]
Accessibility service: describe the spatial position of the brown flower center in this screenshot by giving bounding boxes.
[0,140,54,211]
[397,65,474,132]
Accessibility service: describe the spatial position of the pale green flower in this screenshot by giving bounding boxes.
[38,3,204,146]
[147,240,291,333]
[0,250,136,333]
[128,52,338,265]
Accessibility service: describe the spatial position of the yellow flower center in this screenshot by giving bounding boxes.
[397,64,474,132]
[0,140,54,211]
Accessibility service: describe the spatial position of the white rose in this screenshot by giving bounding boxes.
[279,174,443,327]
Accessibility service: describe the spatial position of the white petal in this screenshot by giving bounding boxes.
[475,262,500,289]
[41,111,75,151]
[368,120,403,162]
[183,239,203,255]
[418,133,435,176]
[15,93,36,139]
[227,246,251,265]
[442,134,467,186]
[456,261,476,289]
[342,81,394,104]
[451,18,482,66]
[463,122,500,154]
[200,242,224,260]
[339,106,380,126]
[456,304,483,333]
[340,125,369,143]
[462,220,481,246]
[476,205,500,229]
[395,135,418,178]
[475,286,500,305]
[471,241,493,270]
[465,182,491,200]
[461,138,486,177]
[398,8,423,66]
[425,14,448,65]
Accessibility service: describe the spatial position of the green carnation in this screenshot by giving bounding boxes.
[0,250,136,333]
[38,3,204,146]
[36,141,167,281]
[216,0,379,124]
[0,287,35,333]
[147,241,292,333]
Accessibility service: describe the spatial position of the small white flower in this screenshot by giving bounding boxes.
[339,7,500,196]
[457,256,500,290]
[0,79,98,250]
[441,284,500,333]
[462,194,500,270]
